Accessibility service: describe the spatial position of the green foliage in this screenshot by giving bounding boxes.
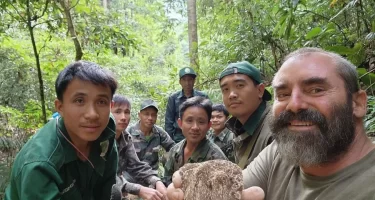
[365,95,375,135]
[0,0,375,195]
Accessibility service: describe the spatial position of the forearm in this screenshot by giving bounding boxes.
[145,175,162,188]
[122,181,142,195]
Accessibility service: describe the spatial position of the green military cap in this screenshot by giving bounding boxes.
[219,61,272,101]
[140,99,158,112]
[179,67,197,79]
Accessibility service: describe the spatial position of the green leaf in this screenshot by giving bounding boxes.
[305,27,322,40]
[357,68,375,89]
[325,46,354,55]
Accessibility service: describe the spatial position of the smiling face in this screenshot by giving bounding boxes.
[138,107,158,131]
[270,52,356,166]
[178,106,211,145]
[220,74,264,124]
[111,103,131,137]
[210,111,228,134]
[55,78,112,145]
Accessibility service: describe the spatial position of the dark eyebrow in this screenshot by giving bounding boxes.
[302,77,328,86]
[72,92,87,97]
[220,78,246,88]
[273,77,329,91]
[98,94,111,101]
[272,83,288,91]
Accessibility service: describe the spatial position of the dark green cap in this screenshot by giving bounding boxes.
[179,67,197,79]
[219,61,272,101]
[140,99,158,112]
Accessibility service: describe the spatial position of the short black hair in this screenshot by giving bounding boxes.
[179,96,212,121]
[55,61,118,101]
[212,104,229,117]
[113,94,131,109]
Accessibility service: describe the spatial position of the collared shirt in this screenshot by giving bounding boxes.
[163,138,228,186]
[116,130,161,195]
[207,128,235,162]
[5,116,118,200]
[226,101,273,166]
[127,121,175,173]
[164,89,208,143]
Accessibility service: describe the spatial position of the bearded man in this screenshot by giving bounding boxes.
[167,47,375,200]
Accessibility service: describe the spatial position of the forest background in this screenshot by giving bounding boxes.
[0,0,375,198]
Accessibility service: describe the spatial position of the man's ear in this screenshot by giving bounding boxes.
[352,90,367,118]
[208,121,212,129]
[54,99,63,116]
[177,118,182,128]
[257,83,266,99]
[110,101,114,109]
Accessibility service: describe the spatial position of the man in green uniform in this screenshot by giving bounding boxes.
[163,96,227,186]
[127,99,175,173]
[167,48,375,200]
[219,61,273,168]
[111,95,167,200]
[207,104,235,162]
[5,61,118,200]
[165,67,209,143]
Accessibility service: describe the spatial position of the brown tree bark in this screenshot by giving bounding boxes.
[26,0,48,123]
[59,0,83,61]
[187,0,200,86]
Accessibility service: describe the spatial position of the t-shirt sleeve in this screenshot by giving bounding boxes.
[242,141,278,191]
[10,162,61,200]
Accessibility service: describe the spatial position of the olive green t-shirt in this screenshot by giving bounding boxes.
[243,142,375,200]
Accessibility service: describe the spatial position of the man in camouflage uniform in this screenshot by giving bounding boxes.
[163,97,227,186]
[111,95,167,200]
[219,61,273,169]
[165,67,209,143]
[127,99,175,174]
[207,104,235,162]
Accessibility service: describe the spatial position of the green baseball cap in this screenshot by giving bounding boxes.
[179,67,197,79]
[219,61,272,101]
[140,99,158,112]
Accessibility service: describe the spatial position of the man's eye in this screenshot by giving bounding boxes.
[98,100,108,105]
[276,93,289,100]
[74,98,84,104]
[221,87,229,92]
[236,84,244,88]
[310,88,324,94]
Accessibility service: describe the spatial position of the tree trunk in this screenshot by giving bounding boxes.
[26,0,47,123]
[187,0,199,86]
[102,0,109,10]
[60,0,83,61]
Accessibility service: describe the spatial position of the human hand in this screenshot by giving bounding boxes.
[166,170,265,200]
[155,181,168,200]
[139,186,164,200]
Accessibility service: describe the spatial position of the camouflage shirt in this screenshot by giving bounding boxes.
[127,121,175,174]
[165,89,209,143]
[207,128,235,162]
[116,130,161,195]
[162,138,228,186]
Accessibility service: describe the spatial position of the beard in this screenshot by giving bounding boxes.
[270,98,355,167]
